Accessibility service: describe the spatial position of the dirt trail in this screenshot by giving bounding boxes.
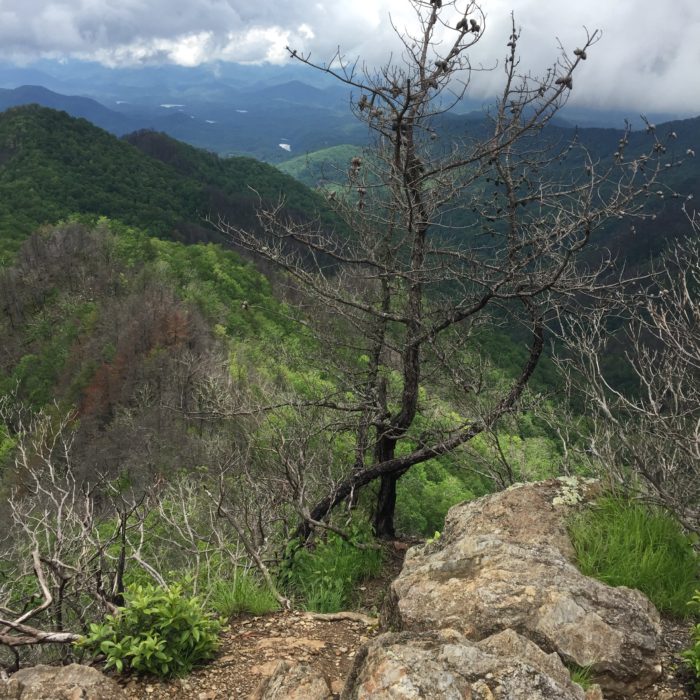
[119,610,377,699]
[114,543,695,700]
[118,544,406,700]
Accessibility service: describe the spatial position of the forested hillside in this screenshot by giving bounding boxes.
[0,105,339,263]
[0,105,544,521]
[0,105,575,610]
[279,114,700,265]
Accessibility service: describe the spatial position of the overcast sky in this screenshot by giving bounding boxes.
[1,0,699,113]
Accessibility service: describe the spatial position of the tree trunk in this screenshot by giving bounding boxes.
[372,433,398,538]
[374,473,399,539]
[292,322,543,544]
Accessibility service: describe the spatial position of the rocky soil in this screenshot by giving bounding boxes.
[116,609,375,700]
[113,546,407,700]
[112,604,694,700]
[1,492,697,699]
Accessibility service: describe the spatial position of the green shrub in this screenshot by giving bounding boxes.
[77,583,220,677]
[569,498,699,617]
[283,525,383,612]
[208,571,279,618]
[682,591,700,689]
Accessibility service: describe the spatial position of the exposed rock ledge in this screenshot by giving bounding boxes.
[0,664,126,699]
[381,478,662,698]
[341,628,602,700]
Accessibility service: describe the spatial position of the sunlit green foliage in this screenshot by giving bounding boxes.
[395,461,483,536]
[277,143,362,187]
[0,422,14,469]
[683,591,700,690]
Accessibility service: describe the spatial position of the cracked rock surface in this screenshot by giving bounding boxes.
[383,479,663,697]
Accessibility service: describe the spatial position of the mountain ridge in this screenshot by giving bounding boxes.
[0,104,340,262]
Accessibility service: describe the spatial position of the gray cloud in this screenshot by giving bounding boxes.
[0,0,698,113]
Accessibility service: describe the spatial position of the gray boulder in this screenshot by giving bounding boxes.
[0,664,126,700]
[252,660,333,700]
[383,479,662,697]
[341,628,601,699]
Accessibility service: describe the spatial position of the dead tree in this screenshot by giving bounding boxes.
[216,0,665,538]
[555,209,700,533]
[0,401,254,662]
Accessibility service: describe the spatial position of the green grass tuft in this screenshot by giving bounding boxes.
[567,664,594,690]
[569,497,699,617]
[282,527,383,613]
[208,571,279,618]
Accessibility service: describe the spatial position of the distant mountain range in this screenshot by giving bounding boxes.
[0,81,365,162]
[1,57,697,162]
[0,57,371,162]
[0,85,134,134]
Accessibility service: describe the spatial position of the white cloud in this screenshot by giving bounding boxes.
[0,0,698,113]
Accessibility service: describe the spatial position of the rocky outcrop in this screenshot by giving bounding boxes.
[0,664,126,700]
[341,628,602,699]
[383,479,662,697]
[252,660,333,700]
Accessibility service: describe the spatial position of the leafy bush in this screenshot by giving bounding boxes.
[208,571,279,618]
[78,583,220,677]
[569,498,699,617]
[683,591,700,689]
[282,525,383,612]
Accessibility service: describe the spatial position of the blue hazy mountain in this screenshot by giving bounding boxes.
[0,85,137,134]
[0,81,365,162]
[0,59,696,164]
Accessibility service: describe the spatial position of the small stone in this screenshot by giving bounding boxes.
[4,665,129,700]
[251,661,332,700]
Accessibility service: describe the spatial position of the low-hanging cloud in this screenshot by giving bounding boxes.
[0,0,698,113]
